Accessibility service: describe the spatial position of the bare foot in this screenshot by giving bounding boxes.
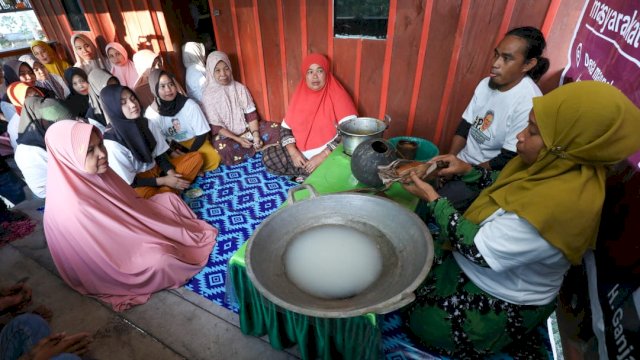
[31,305,53,323]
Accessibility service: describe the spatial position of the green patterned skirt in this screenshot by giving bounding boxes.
[403,243,556,358]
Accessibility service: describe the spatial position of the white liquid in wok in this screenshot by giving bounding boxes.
[284,225,383,299]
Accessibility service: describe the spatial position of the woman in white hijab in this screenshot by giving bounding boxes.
[182,42,207,102]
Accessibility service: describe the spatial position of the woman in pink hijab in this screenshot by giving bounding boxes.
[105,42,138,87]
[43,120,217,311]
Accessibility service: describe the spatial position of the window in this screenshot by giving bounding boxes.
[334,0,389,39]
[0,1,47,51]
[61,0,89,32]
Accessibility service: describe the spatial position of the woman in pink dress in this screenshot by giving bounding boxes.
[43,120,217,311]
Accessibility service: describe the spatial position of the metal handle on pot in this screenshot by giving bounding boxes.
[370,292,415,315]
[383,114,392,129]
[286,184,319,205]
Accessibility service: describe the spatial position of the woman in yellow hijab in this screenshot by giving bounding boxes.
[30,41,70,78]
[401,81,640,358]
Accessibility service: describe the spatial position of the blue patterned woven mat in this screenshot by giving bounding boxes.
[182,153,551,359]
[183,153,296,311]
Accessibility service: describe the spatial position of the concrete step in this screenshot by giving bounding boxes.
[1,199,299,360]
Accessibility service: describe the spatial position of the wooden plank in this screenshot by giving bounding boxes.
[229,0,246,83]
[385,0,427,138]
[306,0,328,56]
[234,0,266,120]
[276,0,289,112]
[542,0,563,38]
[438,0,508,149]
[412,0,461,141]
[252,0,270,120]
[299,0,307,57]
[327,2,333,62]
[78,1,111,54]
[210,0,240,74]
[117,0,145,50]
[50,0,77,60]
[432,0,470,147]
[509,0,549,31]
[358,40,385,118]
[354,39,362,105]
[406,0,434,136]
[494,0,516,47]
[377,0,397,120]
[256,0,285,121]
[282,0,302,104]
[332,38,357,107]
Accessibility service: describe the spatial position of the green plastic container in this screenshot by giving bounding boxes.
[388,136,439,161]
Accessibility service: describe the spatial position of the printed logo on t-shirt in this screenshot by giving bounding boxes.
[166,118,188,141]
[469,110,494,144]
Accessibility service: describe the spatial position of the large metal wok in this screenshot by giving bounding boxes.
[246,184,434,318]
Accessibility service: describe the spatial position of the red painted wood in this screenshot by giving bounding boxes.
[495,0,516,47]
[327,2,333,62]
[358,40,385,118]
[354,39,363,106]
[256,0,285,121]
[332,38,357,105]
[509,0,549,31]
[210,0,241,75]
[385,0,429,138]
[542,0,563,38]
[283,0,303,104]
[406,0,434,136]
[276,0,289,111]
[377,0,397,120]
[433,0,470,147]
[439,0,508,149]
[306,0,328,56]
[229,0,246,84]
[30,0,586,140]
[234,0,267,121]
[252,0,271,120]
[300,0,308,57]
[412,0,461,141]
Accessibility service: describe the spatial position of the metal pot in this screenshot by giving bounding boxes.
[338,116,391,156]
[246,184,434,318]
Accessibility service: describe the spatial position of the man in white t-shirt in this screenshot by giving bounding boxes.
[441,26,549,210]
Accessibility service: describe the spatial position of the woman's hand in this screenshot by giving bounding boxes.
[286,145,308,168]
[252,132,263,149]
[304,150,329,173]
[235,136,253,149]
[401,172,440,202]
[158,171,191,191]
[430,154,472,178]
[23,332,93,360]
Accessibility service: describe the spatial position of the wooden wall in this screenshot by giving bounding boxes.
[31,0,188,85]
[31,0,585,150]
[210,0,585,149]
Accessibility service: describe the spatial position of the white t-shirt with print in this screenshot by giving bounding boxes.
[457,76,541,165]
[144,99,211,143]
[104,121,170,185]
[454,208,570,306]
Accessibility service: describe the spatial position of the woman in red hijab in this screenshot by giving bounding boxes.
[263,53,356,177]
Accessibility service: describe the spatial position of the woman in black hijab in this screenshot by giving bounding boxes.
[100,84,203,199]
[63,67,90,119]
